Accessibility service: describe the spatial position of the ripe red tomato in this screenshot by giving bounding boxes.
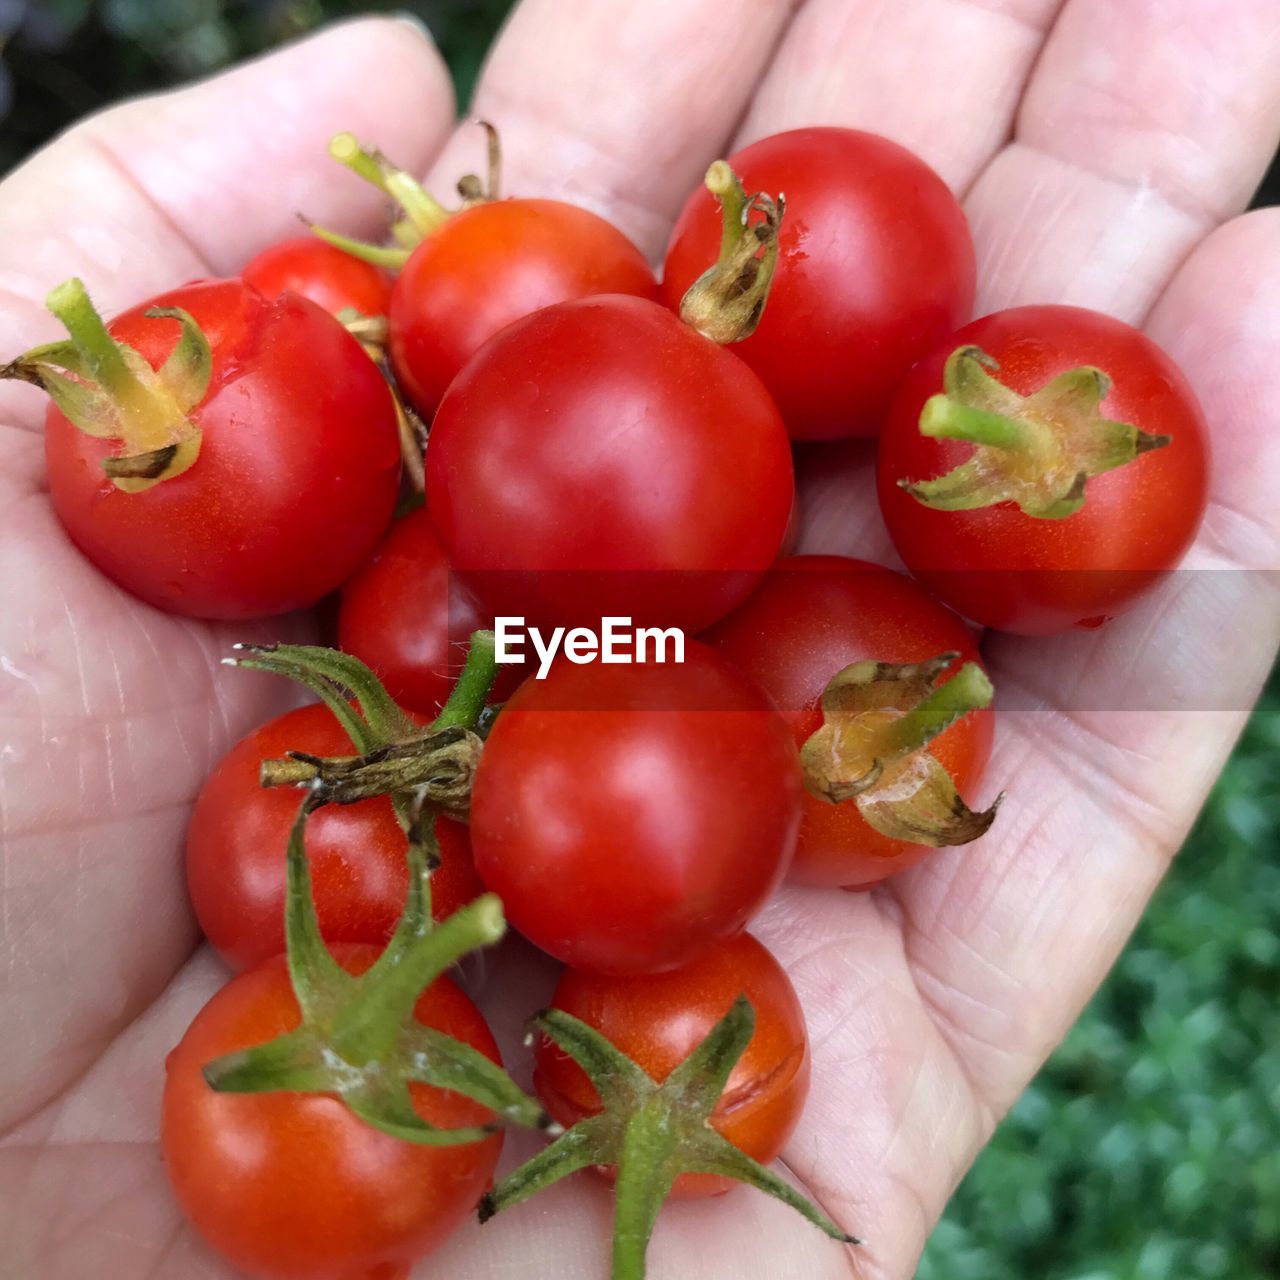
[243,235,392,317]
[534,933,808,1197]
[162,946,502,1280]
[424,295,795,634]
[876,306,1211,634]
[388,199,657,413]
[469,642,802,974]
[337,506,524,716]
[44,279,400,619]
[186,702,483,971]
[705,556,993,888]
[663,127,975,440]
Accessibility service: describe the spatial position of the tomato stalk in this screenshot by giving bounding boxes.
[902,345,1172,519]
[884,659,994,759]
[432,628,501,728]
[312,123,503,271]
[331,303,428,493]
[480,998,856,1278]
[230,634,497,823]
[1,277,210,490]
[677,160,785,344]
[203,791,548,1140]
[800,652,1001,845]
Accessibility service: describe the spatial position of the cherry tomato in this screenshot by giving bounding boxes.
[243,235,392,317]
[470,642,802,974]
[663,127,975,440]
[705,555,993,888]
[186,702,483,971]
[876,305,1210,634]
[424,295,795,634]
[535,932,808,1196]
[44,279,400,619]
[337,506,525,716]
[162,946,502,1280]
[388,198,657,414]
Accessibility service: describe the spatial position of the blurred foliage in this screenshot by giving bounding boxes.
[0,1,519,174]
[921,665,1280,1279]
[2,2,1278,1275]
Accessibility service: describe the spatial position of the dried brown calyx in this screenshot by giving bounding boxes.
[801,652,1001,847]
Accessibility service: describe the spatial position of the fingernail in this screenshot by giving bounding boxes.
[392,11,435,43]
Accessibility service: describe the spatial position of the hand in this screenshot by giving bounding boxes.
[1,6,1277,1277]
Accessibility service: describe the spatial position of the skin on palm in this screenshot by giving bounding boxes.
[0,6,1277,1280]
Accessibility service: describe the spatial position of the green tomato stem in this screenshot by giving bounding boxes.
[328,132,450,238]
[311,223,411,271]
[884,661,994,760]
[918,393,1041,452]
[708,160,749,265]
[44,278,149,419]
[611,1103,677,1280]
[431,629,499,731]
[283,790,354,1019]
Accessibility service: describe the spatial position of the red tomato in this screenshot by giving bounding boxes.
[337,506,524,716]
[424,295,795,634]
[470,642,802,974]
[389,198,657,413]
[162,946,502,1280]
[44,279,400,619]
[243,236,392,317]
[705,556,993,888]
[535,933,809,1197]
[186,702,483,971]
[663,127,975,440]
[877,306,1210,635]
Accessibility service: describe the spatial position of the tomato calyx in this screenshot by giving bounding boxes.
[801,653,1001,847]
[900,345,1172,519]
[311,123,502,271]
[480,998,855,1279]
[2,277,210,491]
[677,160,785,345]
[204,630,544,1139]
[228,634,498,824]
[202,790,549,1141]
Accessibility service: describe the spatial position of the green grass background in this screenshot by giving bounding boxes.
[3,3,1277,1274]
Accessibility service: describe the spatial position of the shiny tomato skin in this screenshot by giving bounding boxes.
[162,947,502,1280]
[705,556,993,888]
[389,198,658,413]
[662,127,975,440]
[186,702,483,971]
[877,306,1211,635]
[44,279,400,619]
[470,643,802,975]
[337,506,524,716]
[243,236,393,317]
[535,933,809,1197]
[424,295,795,634]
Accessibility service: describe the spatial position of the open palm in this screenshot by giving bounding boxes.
[2,4,1278,1277]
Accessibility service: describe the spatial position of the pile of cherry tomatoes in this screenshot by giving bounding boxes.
[5,121,1208,1280]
